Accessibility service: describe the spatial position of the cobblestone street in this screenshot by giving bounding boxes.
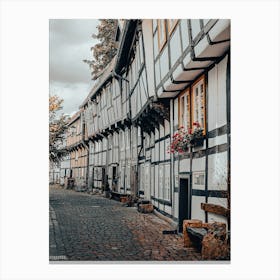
[49,185,202,262]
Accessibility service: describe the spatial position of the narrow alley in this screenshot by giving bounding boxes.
[49,185,202,261]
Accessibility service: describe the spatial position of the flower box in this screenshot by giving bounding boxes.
[190,137,204,147]
[168,122,204,154]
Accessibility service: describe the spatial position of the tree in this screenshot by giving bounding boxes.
[49,95,69,162]
[83,19,118,80]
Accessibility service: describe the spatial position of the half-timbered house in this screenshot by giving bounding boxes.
[62,19,230,232]
[59,136,71,186]
[150,19,230,231]
[66,110,89,190]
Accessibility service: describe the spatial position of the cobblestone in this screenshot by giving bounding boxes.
[49,185,202,261]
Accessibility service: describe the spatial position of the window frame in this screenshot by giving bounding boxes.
[178,88,191,130]
[191,75,206,135]
[177,75,206,135]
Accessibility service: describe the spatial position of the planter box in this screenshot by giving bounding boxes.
[191,137,204,147]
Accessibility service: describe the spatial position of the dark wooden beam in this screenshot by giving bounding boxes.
[201,203,230,217]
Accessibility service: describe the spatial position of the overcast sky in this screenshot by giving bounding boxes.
[49,19,99,116]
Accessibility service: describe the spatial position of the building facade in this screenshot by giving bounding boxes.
[66,110,89,190]
[52,19,230,231]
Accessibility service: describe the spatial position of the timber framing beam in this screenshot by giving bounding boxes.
[201,203,230,218]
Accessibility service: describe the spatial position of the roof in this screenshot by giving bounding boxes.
[67,110,81,126]
[80,19,139,108]
[80,56,116,108]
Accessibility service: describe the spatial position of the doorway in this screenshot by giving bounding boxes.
[101,167,106,190]
[178,177,191,232]
[112,166,117,191]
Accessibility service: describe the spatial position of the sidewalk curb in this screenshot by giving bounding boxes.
[49,205,68,261]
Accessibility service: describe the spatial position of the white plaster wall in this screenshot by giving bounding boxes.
[159,141,164,161]
[151,165,155,197]
[155,127,159,140]
[155,59,161,87]
[164,119,170,135]
[217,55,228,127]
[144,162,151,200]
[191,19,201,39]
[159,124,164,138]
[208,55,228,131]
[208,134,227,148]
[155,164,159,197]
[180,20,190,51]
[179,158,190,173]
[174,160,179,186]
[207,197,228,228]
[160,46,169,79]
[174,192,179,218]
[192,157,205,172]
[208,151,228,191]
[173,98,178,127]
[165,138,170,160]
[155,142,159,161]
[170,26,182,67]
[151,147,155,162]
[191,196,206,222]
[158,164,164,199]
[142,20,155,97]
[207,196,227,208]
[102,151,106,166]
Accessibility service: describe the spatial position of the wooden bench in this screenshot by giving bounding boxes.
[183,219,229,260]
[186,227,208,251]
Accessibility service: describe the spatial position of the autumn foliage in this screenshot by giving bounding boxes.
[83,19,118,80]
[49,95,69,162]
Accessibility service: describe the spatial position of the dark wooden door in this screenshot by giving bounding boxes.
[178,178,191,232]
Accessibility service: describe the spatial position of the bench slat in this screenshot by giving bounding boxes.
[187,227,208,242]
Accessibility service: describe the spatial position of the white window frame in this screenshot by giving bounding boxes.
[191,75,206,133]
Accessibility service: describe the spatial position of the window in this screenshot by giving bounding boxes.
[157,19,167,51]
[158,165,164,199]
[167,19,178,35]
[191,76,206,133]
[178,75,206,134]
[178,88,191,130]
[164,164,170,201]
